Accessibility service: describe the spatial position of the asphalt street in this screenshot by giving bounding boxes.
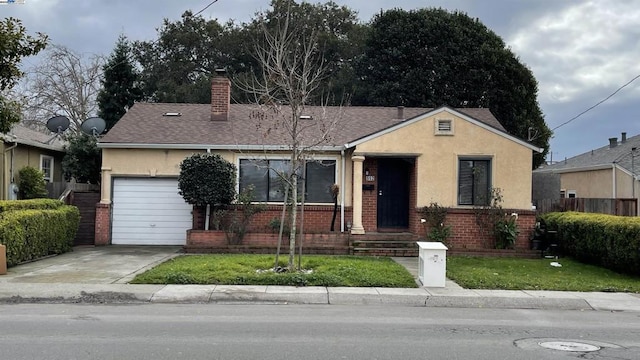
[0,304,638,360]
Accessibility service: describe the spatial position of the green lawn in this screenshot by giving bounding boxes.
[130,254,418,288]
[447,256,640,293]
[131,254,640,292]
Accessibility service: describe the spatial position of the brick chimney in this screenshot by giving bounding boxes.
[211,69,230,121]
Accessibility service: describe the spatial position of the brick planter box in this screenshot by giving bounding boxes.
[185,230,350,255]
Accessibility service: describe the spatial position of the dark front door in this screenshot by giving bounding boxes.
[377,158,411,229]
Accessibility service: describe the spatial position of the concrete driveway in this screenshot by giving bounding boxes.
[0,246,182,284]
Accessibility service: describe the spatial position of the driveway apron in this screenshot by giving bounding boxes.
[0,246,181,284]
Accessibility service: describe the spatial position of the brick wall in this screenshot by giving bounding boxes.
[411,207,536,250]
[193,205,353,233]
[362,158,378,231]
[186,230,349,254]
[94,203,111,246]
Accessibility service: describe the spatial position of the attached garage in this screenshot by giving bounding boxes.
[111,178,192,245]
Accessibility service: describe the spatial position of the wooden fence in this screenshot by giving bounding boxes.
[46,182,100,199]
[536,198,637,216]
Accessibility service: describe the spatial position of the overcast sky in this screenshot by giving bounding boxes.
[3,0,639,162]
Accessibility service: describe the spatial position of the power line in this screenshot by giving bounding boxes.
[552,73,640,131]
[193,0,220,17]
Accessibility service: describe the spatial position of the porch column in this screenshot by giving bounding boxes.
[100,167,112,204]
[351,155,365,234]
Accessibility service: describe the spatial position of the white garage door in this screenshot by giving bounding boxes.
[112,178,192,245]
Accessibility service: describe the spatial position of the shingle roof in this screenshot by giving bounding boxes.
[100,103,507,149]
[535,134,640,176]
[3,124,66,152]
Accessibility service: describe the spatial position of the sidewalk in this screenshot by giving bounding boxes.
[0,247,639,311]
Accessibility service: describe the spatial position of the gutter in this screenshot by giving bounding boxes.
[98,143,343,152]
[534,163,614,174]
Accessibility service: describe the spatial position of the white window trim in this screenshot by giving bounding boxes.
[435,118,454,135]
[39,155,54,183]
[567,190,577,198]
[236,155,339,205]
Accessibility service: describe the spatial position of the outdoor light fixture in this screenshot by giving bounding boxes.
[365,168,370,176]
[346,221,352,230]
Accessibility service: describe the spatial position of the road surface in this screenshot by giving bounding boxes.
[0,304,638,359]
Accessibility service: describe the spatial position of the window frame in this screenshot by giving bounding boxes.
[238,156,338,204]
[39,155,54,183]
[457,157,492,206]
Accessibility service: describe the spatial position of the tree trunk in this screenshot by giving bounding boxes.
[288,171,298,271]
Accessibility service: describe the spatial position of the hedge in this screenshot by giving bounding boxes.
[541,212,640,276]
[0,205,80,267]
[0,199,64,212]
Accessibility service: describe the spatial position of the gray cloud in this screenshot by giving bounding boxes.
[4,0,639,160]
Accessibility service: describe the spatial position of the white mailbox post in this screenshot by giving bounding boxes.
[417,242,448,287]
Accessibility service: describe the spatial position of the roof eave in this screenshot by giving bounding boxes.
[343,106,543,153]
[534,163,614,174]
[98,142,343,152]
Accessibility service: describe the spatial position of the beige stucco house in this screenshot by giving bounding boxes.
[96,76,541,249]
[534,133,640,214]
[1,124,66,200]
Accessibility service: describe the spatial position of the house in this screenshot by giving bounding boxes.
[534,132,640,215]
[1,124,66,199]
[95,76,541,251]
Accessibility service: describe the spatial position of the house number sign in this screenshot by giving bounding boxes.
[365,175,375,182]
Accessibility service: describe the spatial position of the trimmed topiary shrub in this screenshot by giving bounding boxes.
[178,153,236,230]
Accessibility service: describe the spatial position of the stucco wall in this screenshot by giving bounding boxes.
[615,167,634,198]
[560,168,613,198]
[100,148,349,205]
[354,113,534,209]
[0,143,64,200]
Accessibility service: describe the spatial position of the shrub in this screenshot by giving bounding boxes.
[179,153,237,230]
[419,202,452,245]
[0,205,80,266]
[225,185,265,245]
[541,212,640,276]
[17,166,48,199]
[0,199,63,213]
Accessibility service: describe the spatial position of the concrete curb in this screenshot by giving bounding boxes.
[1,283,638,311]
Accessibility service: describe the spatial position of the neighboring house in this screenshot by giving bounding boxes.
[96,76,541,248]
[534,132,640,214]
[0,124,66,199]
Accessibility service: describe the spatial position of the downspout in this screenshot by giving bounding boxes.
[4,139,18,200]
[340,148,345,233]
[612,163,617,198]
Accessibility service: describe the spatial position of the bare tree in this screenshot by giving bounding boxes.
[18,45,103,133]
[237,8,343,271]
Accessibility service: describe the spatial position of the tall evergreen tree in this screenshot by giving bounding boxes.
[97,35,142,132]
[353,8,551,167]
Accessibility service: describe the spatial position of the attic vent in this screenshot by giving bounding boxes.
[299,115,312,120]
[435,119,454,135]
[163,112,182,117]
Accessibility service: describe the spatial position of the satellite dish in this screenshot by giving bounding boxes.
[80,117,106,136]
[46,116,70,133]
